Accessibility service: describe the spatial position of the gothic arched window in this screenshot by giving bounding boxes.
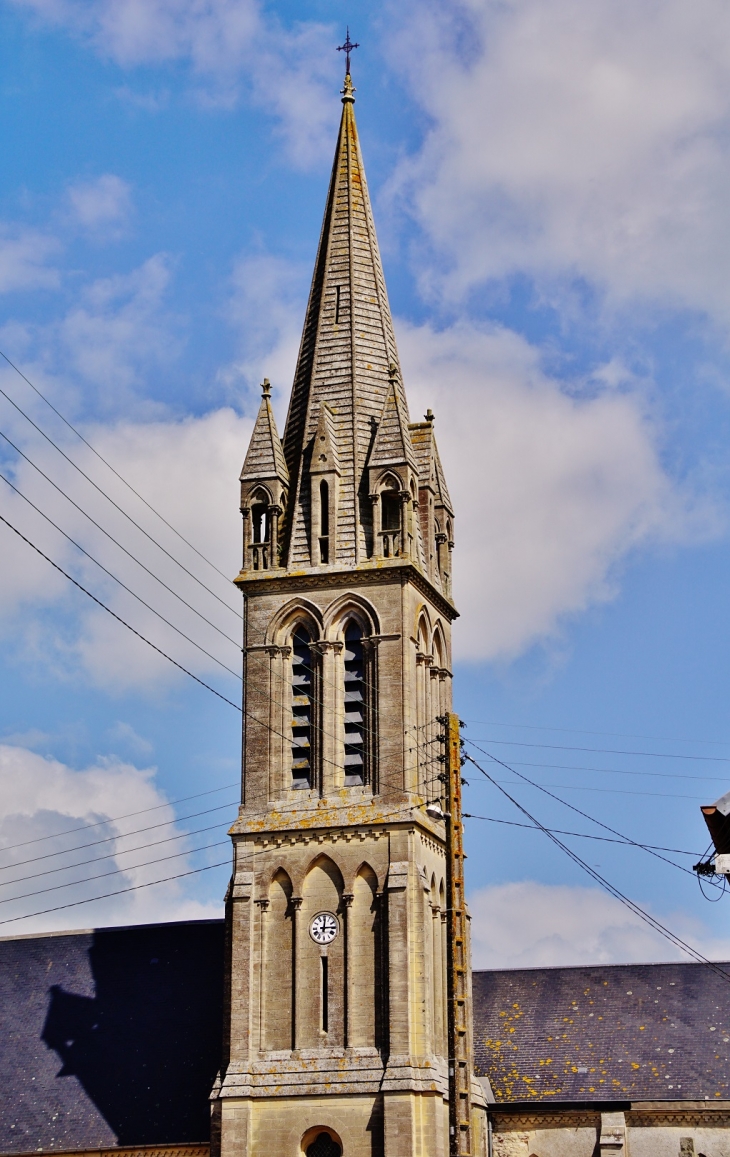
[251,488,269,544]
[381,489,400,532]
[343,622,366,785]
[319,479,330,564]
[291,627,314,788]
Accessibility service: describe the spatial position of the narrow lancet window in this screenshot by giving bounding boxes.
[291,627,314,788]
[321,955,329,1033]
[343,623,366,785]
[381,490,400,531]
[335,285,341,325]
[319,479,329,564]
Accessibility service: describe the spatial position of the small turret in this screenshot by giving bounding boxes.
[239,379,288,572]
[367,364,422,562]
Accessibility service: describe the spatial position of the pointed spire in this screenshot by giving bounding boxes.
[310,403,341,476]
[281,71,407,567]
[240,379,289,487]
[369,364,419,473]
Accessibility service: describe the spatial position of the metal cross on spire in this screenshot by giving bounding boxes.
[337,27,359,74]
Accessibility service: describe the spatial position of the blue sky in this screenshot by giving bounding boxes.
[1,0,730,965]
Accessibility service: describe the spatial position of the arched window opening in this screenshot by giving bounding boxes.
[306,1133,342,1157]
[343,622,366,786]
[319,479,329,564]
[291,627,314,788]
[251,490,269,544]
[381,490,400,531]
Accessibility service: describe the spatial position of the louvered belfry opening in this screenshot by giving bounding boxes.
[291,627,314,787]
[343,622,366,785]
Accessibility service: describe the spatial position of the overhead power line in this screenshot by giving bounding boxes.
[0,799,239,873]
[0,377,241,617]
[464,737,722,891]
[0,510,242,712]
[461,812,704,857]
[463,718,730,749]
[0,838,231,907]
[0,859,232,928]
[0,347,236,586]
[508,758,730,785]
[469,736,730,763]
[0,469,242,680]
[463,751,730,983]
[0,819,235,888]
[0,508,386,782]
[0,426,241,644]
[0,780,238,854]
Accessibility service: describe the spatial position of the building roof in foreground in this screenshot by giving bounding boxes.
[473,961,730,1104]
[2,920,730,1152]
[0,920,224,1154]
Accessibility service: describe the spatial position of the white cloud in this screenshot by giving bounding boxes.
[67,173,133,237]
[0,406,250,694]
[221,252,308,405]
[11,0,338,165]
[399,319,717,660]
[0,226,60,293]
[58,254,180,400]
[391,0,730,320]
[0,743,226,934]
[469,880,730,968]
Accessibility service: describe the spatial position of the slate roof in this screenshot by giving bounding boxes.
[4,919,730,1154]
[239,386,288,486]
[0,920,224,1153]
[280,75,409,569]
[473,961,730,1104]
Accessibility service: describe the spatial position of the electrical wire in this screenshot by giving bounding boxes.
[0,819,235,888]
[0,780,238,853]
[0,426,241,644]
[464,737,723,891]
[461,812,704,856]
[0,510,243,712]
[0,378,241,617]
[0,859,232,928]
[0,800,239,873]
[462,718,730,749]
[0,347,236,586]
[0,505,386,784]
[464,736,730,764]
[0,838,230,906]
[507,758,730,785]
[0,801,424,928]
[463,752,730,983]
[0,469,242,680]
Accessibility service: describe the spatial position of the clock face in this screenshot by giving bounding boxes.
[310,912,339,945]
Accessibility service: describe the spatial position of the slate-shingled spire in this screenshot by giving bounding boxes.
[281,71,408,567]
[240,379,288,490]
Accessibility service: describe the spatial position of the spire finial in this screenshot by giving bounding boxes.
[337,27,359,76]
[261,378,271,397]
[425,408,434,422]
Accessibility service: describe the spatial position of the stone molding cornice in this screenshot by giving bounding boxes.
[234,560,459,622]
[229,813,446,847]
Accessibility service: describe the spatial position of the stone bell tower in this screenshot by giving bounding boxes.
[211,68,485,1157]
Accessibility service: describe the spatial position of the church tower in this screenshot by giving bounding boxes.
[212,68,485,1157]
